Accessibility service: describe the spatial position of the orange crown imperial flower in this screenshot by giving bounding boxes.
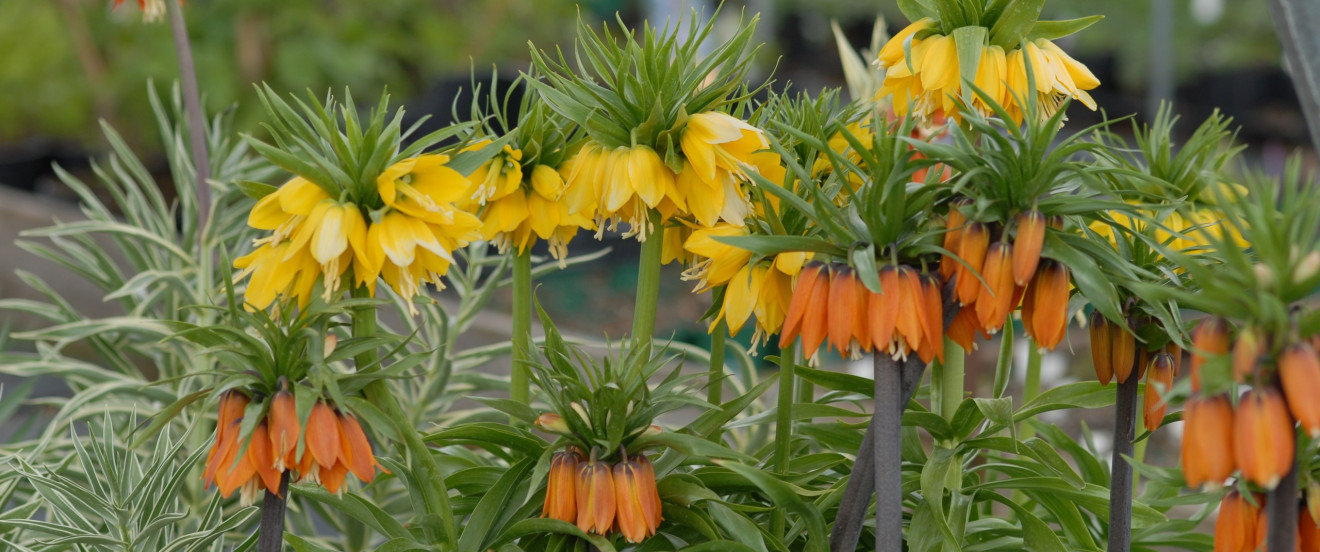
[575,452,617,535]
[1215,490,1266,552]
[1088,311,1114,385]
[1233,388,1295,490]
[204,393,384,503]
[1141,352,1176,432]
[1180,393,1235,490]
[613,454,663,543]
[1189,316,1231,391]
[1279,342,1320,438]
[542,448,583,524]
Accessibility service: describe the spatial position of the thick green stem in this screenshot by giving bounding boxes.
[940,338,964,421]
[631,209,664,353]
[707,321,726,407]
[352,287,456,547]
[770,343,797,536]
[1020,342,1043,440]
[511,251,532,406]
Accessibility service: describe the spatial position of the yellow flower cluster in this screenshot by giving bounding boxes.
[876,18,1100,124]
[463,142,595,263]
[682,224,805,348]
[560,112,769,240]
[235,154,481,312]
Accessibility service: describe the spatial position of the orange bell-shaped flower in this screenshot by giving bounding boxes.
[1024,260,1069,351]
[1142,353,1175,432]
[542,448,582,523]
[337,412,384,483]
[1089,312,1114,385]
[827,266,870,359]
[613,455,663,543]
[954,222,989,306]
[947,307,981,353]
[575,454,617,535]
[1234,388,1295,490]
[1111,319,1137,384]
[1012,210,1046,286]
[1180,393,1235,490]
[203,390,250,488]
[894,266,927,360]
[920,274,945,363]
[268,389,299,472]
[974,242,1015,335]
[1214,490,1265,552]
[1281,342,1320,438]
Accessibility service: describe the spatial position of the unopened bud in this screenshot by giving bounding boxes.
[1296,251,1320,284]
[535,413,571,434]
[324,334,338,358]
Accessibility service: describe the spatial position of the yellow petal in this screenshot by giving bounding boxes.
[919,35,959,92]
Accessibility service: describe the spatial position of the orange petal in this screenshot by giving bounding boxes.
[321,461,350,495]
[799,265,833,359]
[267,390,299,472]
[1012,210,1045,286]
[542,450,580,522]
[921,275,944,363]
[248,423,282,496]
[1142,353,1175,432]
[1111,320,1137,384]
[1181,393,1234,490]
[779,263,823,349]
[306,401,343,470]
[973,242,1014,334]
[337,413,378,483]
[1029,261,1069,351]
[868,267,901,352]
[955,223,989,306]
[613,461,647,543]
[894,266,925,356]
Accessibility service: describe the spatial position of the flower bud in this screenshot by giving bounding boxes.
[1280,342,1320,437]
[1111,320,1137,384]
[1089,312,1113,385]
[570,402,591,427]
[1234,388,1295,490]
[1180,394,1235,490]
[1143,353,1175,432]
[1190,317,1230,391]
[536,413,572,434]
[1012,210,1046,286]
[1295,251,1320,284]
[542,449,582,523]
[955,222,989,306]
[1163,341,1183,377]
[974,242,1015,335]
[1025,260,1069,351]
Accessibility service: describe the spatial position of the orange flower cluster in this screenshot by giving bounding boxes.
[778,262,945,363]
[541,448,663,543]
[941,207,1069,351]
[202,390,384,504]
[1089,311,1183,432]
[1181,317,1320,492]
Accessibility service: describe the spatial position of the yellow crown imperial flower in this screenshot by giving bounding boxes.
[875,17,1101,125]
[676,112,768,228]
[480,164,595,264]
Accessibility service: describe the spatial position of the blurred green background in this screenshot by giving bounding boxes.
[0,0,1293,152]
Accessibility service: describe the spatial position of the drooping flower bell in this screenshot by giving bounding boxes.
[1279,342,1320,437]
[1089,311,1114,385]
[1142,353,1176,432]
[973,242,1016,334]
[612,454,663,543]
[1021,260,1070,351]
[575,451,617,535]
[542,448,582,524]
[677,112,768,228]
[1180,393,1235,490]
[476,162,595,264]
[1215,490,1266,552]
[1233,387,1295,490]
[294,401,385,495]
